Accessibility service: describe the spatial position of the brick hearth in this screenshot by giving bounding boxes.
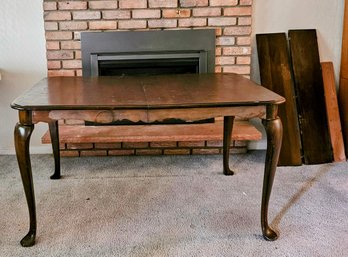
[42,0,256,156]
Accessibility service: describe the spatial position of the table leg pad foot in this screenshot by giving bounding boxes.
[223,168,235,176]
[262,228,278,241]
[20,231,36,247]
[50,173,61,180]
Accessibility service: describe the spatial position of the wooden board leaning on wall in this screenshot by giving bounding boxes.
[289,29,333,164]
[256,33,302,166]
[321,62,346,162]
[338,0,348,157]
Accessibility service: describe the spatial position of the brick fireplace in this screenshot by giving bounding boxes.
[42,0,258,157]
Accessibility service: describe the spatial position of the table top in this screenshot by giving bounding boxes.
[11,73,285,111]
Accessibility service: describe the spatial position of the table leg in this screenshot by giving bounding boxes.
[14,111,36,247]
[48,120,61,179]
[223,116,235,175]
[261,106,283,241]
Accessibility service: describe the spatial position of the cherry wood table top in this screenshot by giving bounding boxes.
[11,73,285,111]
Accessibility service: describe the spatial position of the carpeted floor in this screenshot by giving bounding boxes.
[0,151,347,257]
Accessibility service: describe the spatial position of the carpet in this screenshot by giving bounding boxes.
[0,151,347,256]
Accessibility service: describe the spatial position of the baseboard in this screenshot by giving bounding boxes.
[248,140,267,150]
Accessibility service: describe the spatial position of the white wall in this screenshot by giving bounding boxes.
[0,0,49,154]
[249,0,345,149]
[0,0,345,153]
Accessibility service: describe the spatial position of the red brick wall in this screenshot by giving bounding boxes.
[60,140,248,157]
[42,0,253,156]
[43,0,253,77]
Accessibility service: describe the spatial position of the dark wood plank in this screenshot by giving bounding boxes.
[321,62,346,162]
[288,29,333,164]
[256,33,302,166]
[339,1,348,155]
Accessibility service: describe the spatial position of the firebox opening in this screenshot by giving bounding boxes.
[91,51,207,76]
[98,57,199,76]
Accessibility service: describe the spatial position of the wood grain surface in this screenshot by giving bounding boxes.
[256,33,302,166]
[289,29,333,164]
[321,62,346,161]
[11,73,285,111]
[339,1,348,155]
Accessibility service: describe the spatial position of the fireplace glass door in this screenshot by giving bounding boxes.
[92,52,206,76]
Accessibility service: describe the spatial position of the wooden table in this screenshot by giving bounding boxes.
[11,73,285,247]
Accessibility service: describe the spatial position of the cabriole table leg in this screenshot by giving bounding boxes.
[48,120,61,179]
[261,105,283,241]
[14,111,36,247]
[223,116,235,175]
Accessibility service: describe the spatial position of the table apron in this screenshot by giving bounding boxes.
[31,106,267,124]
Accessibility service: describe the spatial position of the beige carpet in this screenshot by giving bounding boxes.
[0,151,347,256]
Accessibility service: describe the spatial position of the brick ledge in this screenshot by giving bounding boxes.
[41,120,261,156]
[42,120,261,144]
